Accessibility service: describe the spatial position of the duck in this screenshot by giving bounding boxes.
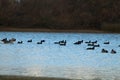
[59,42,66,46]
[1,38,7,41]
[92,40,97,44]
[3,40,14,44]
[41,40,45,42]
[1,38,15,44]
[86,46,95,50]
[59,40,66,46]
[54,41,60,44]
[17,41,23,44]
[104,41,110,44]
[27,39,32,42]
[118,45,120,47]
[85,40,91,44]
[94,44,100,47]
[74,40,83,45]
[54,40,66,44]
[101,49,108,53]
[87,43,94,46]
[37,42,42,44]
[74,41,81,45]
[10,38,16,41]
[59,40,66,43]
[37,40,45,44]
[79,40,83,43]
[111,49,116,54]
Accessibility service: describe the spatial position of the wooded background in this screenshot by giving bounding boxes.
[0,0,120,30]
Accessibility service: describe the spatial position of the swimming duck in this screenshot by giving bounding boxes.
[111,49,116,54]
[27,39,32,42]
[17,41,23,44]
[101,49,108,53]
[86,46,95,50]
[104,41,110,44]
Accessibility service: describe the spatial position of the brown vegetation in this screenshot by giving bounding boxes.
[101,23,120,32]
[0,0,120,30]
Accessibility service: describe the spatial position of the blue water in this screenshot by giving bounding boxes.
[0,32,120,80]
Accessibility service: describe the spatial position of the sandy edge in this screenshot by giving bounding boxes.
[0,75,77,80]
[0,27,106,33]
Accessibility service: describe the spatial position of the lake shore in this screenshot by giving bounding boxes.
[0,27,106,33]
[0,75,74,80]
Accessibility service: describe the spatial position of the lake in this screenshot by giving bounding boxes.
[0,32,120,80]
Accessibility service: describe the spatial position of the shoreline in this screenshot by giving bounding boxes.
[0,75,73,80]
[0,27,106,33]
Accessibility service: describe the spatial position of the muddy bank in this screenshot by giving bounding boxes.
[0,27,105,33]
[0,75,75,80]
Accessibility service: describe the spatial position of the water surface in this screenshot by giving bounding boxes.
[0,32,120,80]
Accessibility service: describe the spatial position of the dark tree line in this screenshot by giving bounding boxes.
[0,0,120,29]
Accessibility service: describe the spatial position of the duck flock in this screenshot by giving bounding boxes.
[0,38,118,54]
